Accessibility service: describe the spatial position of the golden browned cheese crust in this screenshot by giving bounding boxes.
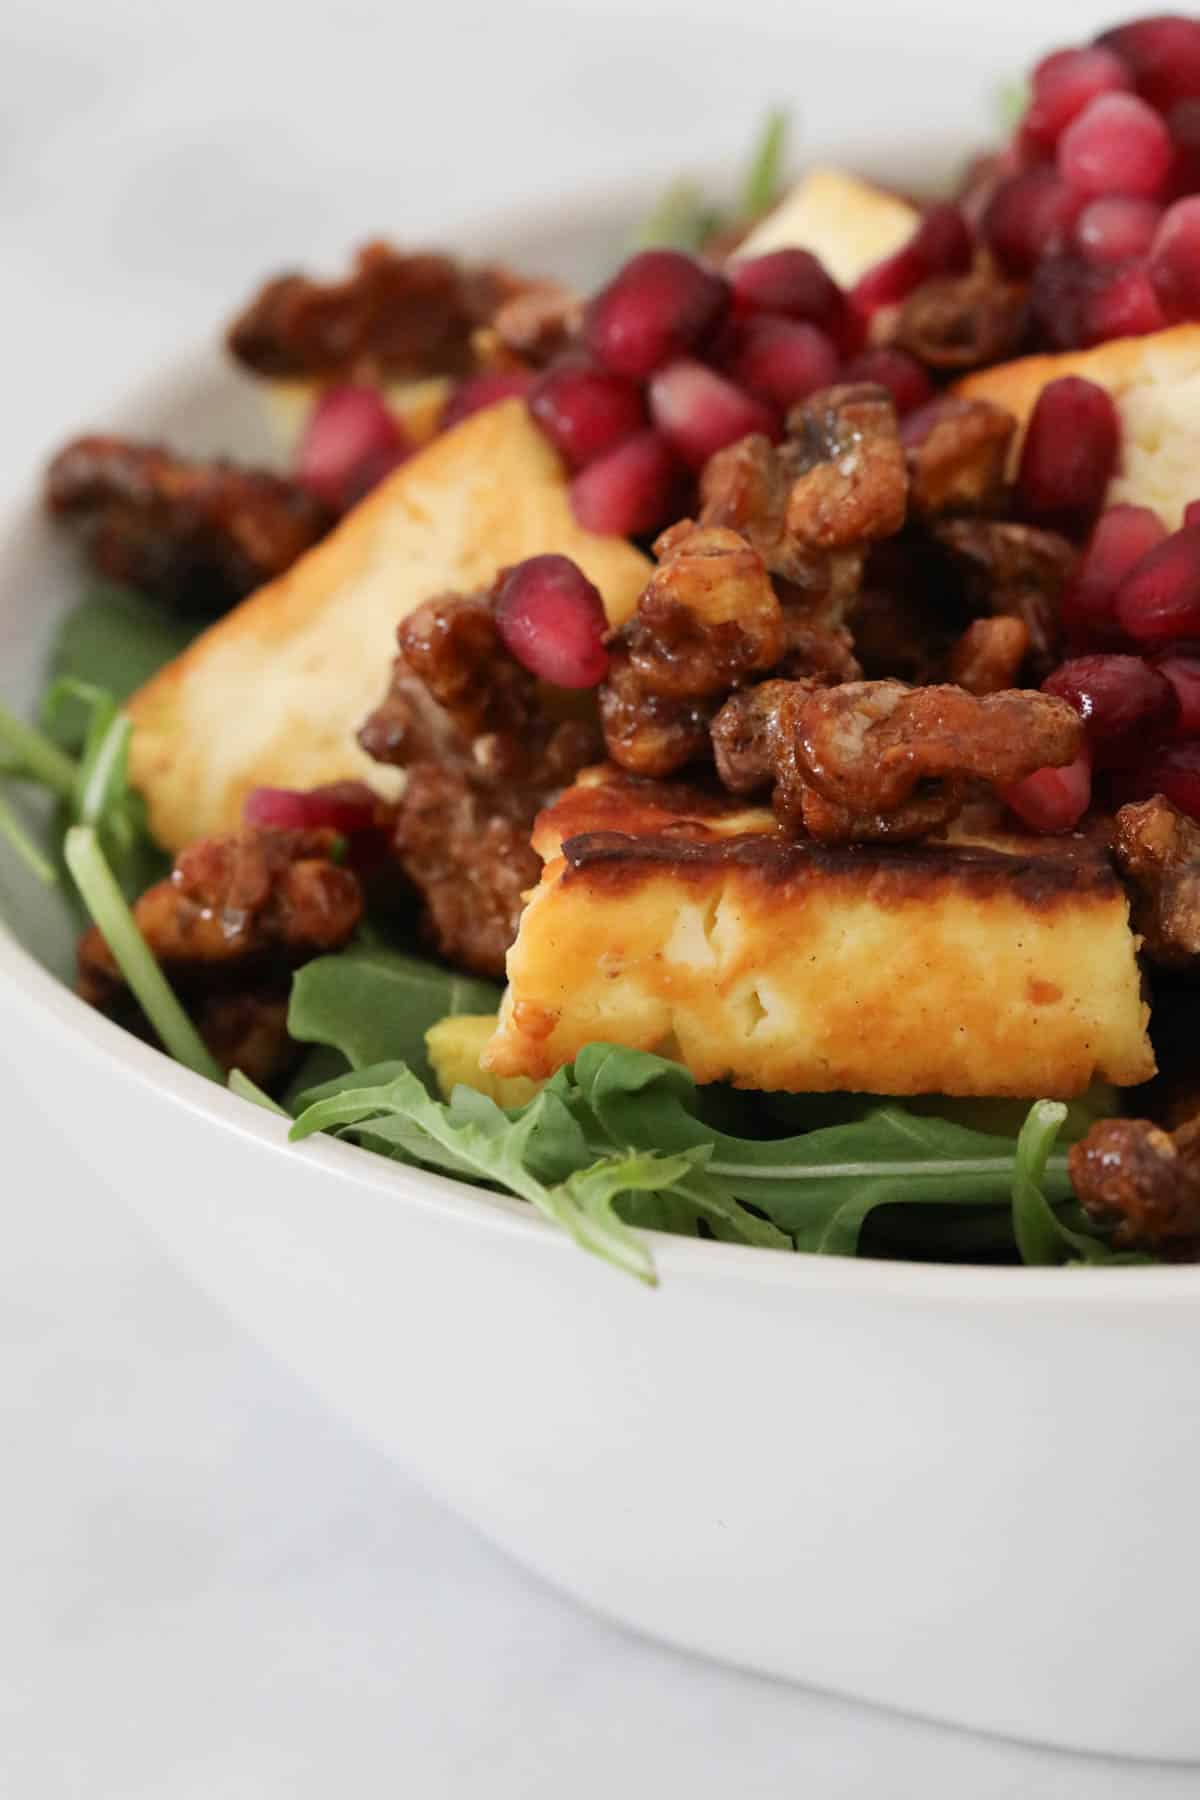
[484,766,1154,1098]
[126,402,650,851]
[954,325,1200,527]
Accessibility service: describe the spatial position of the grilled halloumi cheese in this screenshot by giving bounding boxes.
[484,766,1154,1098]
[956,324,1200,529]
[732,167,921,288]
[126,401,650,851]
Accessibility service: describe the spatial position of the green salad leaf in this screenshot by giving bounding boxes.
[633,107,790,253]
[288,947,501,1089]
[44,581,199,749]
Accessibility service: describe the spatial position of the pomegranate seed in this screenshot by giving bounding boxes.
[244,781,380,835]
[1017,376,1120,533]
[849,243,925,318]
[1043,653,1177,764]
[1058,93,1172,199]
[647,360,775,471]
[569,429,682,538]
[1148,195,1200,317]
[1075,195,1162,263]
[1099,15,1200,112]
[584,250,729,380]
[1114,524,1200,640]
[1144,741,1200,818]
[1028,251,1094,347]
[1061,503,1169,644]
[1186,499,1200,526]
[1077,262,1167,343]
[1156,653,1200,735]
[527,356,644,471]
[296,385,408,510]
[493,555,609,689]
[983,167,1085,274]
[440,369,532,431]
[1001,750,1093,833]
[842,347,933,415]
[848,203,972,323]
[1024,46,1132,151]
[729,248,844,332]
[725,315,840,411]
[1165,98,1200,196]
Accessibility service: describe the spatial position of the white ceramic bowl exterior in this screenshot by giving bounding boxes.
[3,223,1200,1766]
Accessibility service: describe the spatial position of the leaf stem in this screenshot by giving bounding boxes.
[0,789,57,885]
[64,824,222,1082]
[0,700,79,799]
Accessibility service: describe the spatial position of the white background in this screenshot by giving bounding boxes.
[3,1,1198,1793]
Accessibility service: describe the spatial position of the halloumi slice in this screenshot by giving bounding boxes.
[733,167,920,287]
[127,401,650,851]
[484,766,1153,1098]
[955,324,1200,528]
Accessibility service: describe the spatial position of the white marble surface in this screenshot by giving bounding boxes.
[3,0,1199,1792]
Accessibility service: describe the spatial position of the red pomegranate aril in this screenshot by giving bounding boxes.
[1075,195,1162,263]
[1077,262,1167,344]
[648,360,775,471]
[493,554,609,689]
[527,357,645,470]
[1148,195,1200,319]
[1024,46,1132,151]
[729,248,844,331]
[911,202,974,274]
[1099,15,1200,112]
[1186,499,1200,526]
[440,369,532,431]
[1043,653,1177,764]
[1165,98,1200,197]
[1001,750,1093,833]
[1144,741,1200,819]
[1017,376,1120,533]
[983,167,1085,274]
[569,429,681,538]
[1058,93,1172,199]
[296,385,408,510]
[1028,251,1094,348]
[583,250,730,380]
[725,315,840,411]
[849,242,925,318]
[842,347,933,415]
[1060,503,1169,643]
[244,782,380,836]
[1114,524,1200,640]
[1157,654,1200,736]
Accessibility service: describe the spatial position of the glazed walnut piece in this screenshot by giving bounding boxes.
[1111,796,1200,970]
[891,260,1028,373]
[227,240,542,382]
[78,827,363,1080]
[903,396,1016,521]
[46,437,331,615]
[699,382,908,595]
[712,678,1083,842]
[934,518,1077,676]
[1069,1117,1200,1252]
[946,616,1031,696]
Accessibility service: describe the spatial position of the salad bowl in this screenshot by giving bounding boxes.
[4,170,1200,1764]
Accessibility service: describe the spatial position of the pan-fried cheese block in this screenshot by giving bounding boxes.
[126,401,650,851]
[956,325,1200,528]
[261,373,451,454]
[484,767,1154,1098]
[732,167,920,288]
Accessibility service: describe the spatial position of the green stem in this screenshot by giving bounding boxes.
[0,701,78,799]
[64,824,222,1082]
[0,789,57,885]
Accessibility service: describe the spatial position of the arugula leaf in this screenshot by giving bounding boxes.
[633,180,724,252]
[228,1067,291,1116]
[740,106,789,219]
[1008,1100,1151,1266]
[0,789,57,885]
[44,581,198,749]
[291,1063,682,1282]
[288,948,500,1089]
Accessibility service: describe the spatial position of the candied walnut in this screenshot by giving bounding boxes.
[711,679,819,796]
[483,279,582,369]
[700,382,906,594]
[227,241,530,381]
[46,437,330,615]
[903,396,1016,521]
[946,616,1030,695]
[934,518,1077,676]
[599,644,715,778]
[1069,1116,1200,1250]
[78,827,363,1079]
[891,261,1028,372]
[1112,796,1200,970]
[624,524,785,699]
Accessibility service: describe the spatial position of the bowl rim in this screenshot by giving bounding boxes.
[3,199,1198,1309]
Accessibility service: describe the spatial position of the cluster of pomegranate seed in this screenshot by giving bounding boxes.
[493,554,610,688]
[984,14,1200,348]
[296,385,412,511]
[1009,488,1200,830]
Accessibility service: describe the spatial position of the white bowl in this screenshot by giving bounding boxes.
[4,186,1200,1768]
